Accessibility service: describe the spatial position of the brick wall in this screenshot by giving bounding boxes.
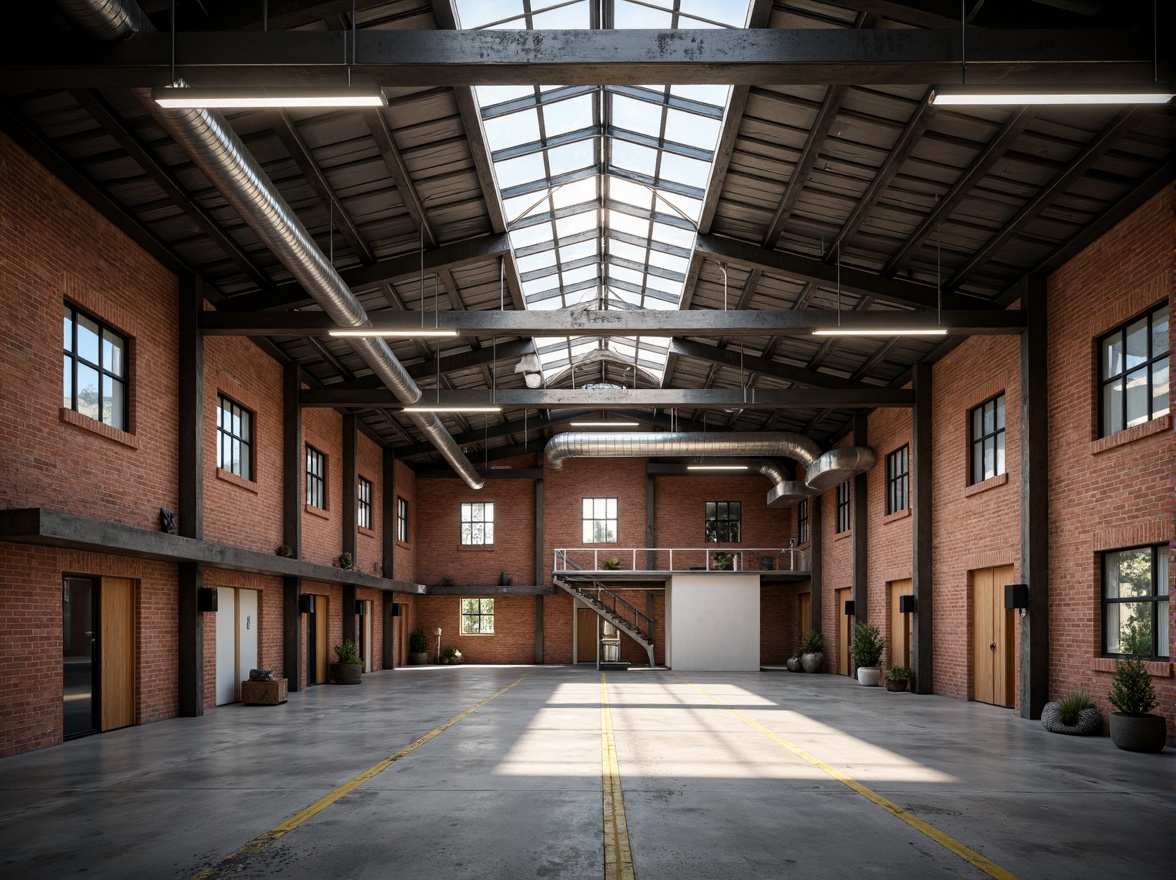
[816,437,854,673]
[415,594,537,664]
[356,432,384,578]
[301,408,344,568]
[391,460,417,583]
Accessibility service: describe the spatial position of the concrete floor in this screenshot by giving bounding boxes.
[0,667,1171,880]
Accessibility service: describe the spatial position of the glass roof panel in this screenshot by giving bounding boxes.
[458,0,747,385]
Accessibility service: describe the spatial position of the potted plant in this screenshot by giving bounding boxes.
[800,629,824,673]
[330,640,362,684]
[884,666,912,692]
[442,646,463,665]
[1041,691,1100,735]
[786,650,804,673]
[711,552,734,571]
[1107,654,1165,752]
[849,622,885,686]
[408,627,429,665]
[602,557,622,570]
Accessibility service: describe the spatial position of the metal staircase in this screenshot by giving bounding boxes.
[554,574,656,668]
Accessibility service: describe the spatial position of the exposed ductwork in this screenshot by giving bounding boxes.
[53,0,484,489]
[804,447,876,492]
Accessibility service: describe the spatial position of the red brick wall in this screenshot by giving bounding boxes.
[0,132,179,530]
[816,437,854,673]
[356,432,384,577]
[202,332,285,553]
[652,473,793,562]
[201,571,286,709]
[391,460,417,583]
[543,591,575,664]
[1045,185,1174,732]
[415,454,538,587]
[416,594,537,664]
[761,585,803,665]
[301,408,344,567]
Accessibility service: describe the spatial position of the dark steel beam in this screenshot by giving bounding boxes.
[911,362,933,694]
[695,234,973,310]
[201,307,1025,337]
[366,110,436,250]
[668,338,871,390]
[2,29,1160,88]
[301,387,915,409]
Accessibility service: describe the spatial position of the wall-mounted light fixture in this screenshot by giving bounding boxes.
[844,600,856,616]
[899,594,917,614]
[1004,584,1029,610]
[299,594,315,614]
[197,587,218,613]
[355,601,367,616]
[391,602,401,617]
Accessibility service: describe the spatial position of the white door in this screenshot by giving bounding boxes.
[238,589,258,684]
[215,587,238,705]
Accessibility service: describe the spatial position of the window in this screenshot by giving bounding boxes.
[1103,546,1169,660]
[886,446,909,514]
[582,497,618,543]
[704,502,742,543]
[306,445,326,509]
[460,502,494,545]
[797,499,809,544]
[396,496,408,543]
[836,482,851,534]
[358,477,372,530]
[461,598,495,634]
[970,393,1006,484]
[62,302,128,431]
[1099,303,1169,437]
[216,394,252,480]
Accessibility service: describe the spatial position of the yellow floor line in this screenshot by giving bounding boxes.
[601,673,636,880]
[190,674,530,880]
[678,676,1019,880]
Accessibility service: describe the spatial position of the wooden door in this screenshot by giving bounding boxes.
[99,577,135,732]
[314,597,329,684]
[797,592,812,640]
[889,579,913,669]
[835,587,851,675]
[576,608,598,663]
[972,565,1015,707]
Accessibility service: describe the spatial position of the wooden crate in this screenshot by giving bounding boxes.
[242,678,288,705]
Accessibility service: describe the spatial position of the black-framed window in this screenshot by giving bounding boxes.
[704,502,742,543]
[396,496,408,543]
[461,598,495,634]
[797,499,809,544]
[358,477,372,530]
[216,394,252,480]
[886,445,909,514]
[970,393,1006,484]
[582,497,618,543]
[1103,545,1169,660]
[306,445,326,509]
[1099,303,1169,437]
[62,302,128,431]
[460,502,494,545]
[836,482,850,534]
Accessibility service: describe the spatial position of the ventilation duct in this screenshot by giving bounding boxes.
[53,0,484,490]
[804,447,876,492]
[766,481,819,508]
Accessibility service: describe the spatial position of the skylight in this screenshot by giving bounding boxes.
[453,0,752,386]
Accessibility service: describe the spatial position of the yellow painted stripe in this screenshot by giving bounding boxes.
[600,674,636,880]
[679,677,1019,880]
[190,675,529,880]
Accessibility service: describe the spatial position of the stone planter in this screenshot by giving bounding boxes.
[786,657,804,672]
[856,667,882,687]
[330,662,362,685]
[409,651,429,665]
[884,677,908,692]
[1109,713,1167,753]
[800,652,823,673]
[1040,702,1101,735]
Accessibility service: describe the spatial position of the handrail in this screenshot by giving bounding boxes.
[554,546,807,574]
[557,575,653,641]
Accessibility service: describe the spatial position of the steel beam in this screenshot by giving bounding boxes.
[668,338,870,391]
[301,387,914,409]
[201,307,1025,337]
[1,29,1159,89]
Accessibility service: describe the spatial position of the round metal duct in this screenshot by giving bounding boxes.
[804,447,876,492]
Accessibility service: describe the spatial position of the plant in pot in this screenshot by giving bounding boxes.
[1041,691,1101,735]
[330,640,363,684]
[601,557,622,570]
[1107,652,1165,752]
[442,646,463,665]
[786,649,804,673]
[711,552,735,571]
[800,629,824,673]
[408,627,429,665]
[884,666,912,692]
[849,623,885,686]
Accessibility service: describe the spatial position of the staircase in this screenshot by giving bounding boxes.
[554,574,656,668]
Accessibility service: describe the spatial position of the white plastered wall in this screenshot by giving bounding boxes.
[666,574,760,671]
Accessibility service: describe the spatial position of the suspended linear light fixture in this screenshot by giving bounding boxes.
[328,328,457,338]
[569,420,641,427]
[402,405,502,414]
[686,465,750,471]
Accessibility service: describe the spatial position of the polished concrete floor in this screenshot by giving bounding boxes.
[0,667,1171,879]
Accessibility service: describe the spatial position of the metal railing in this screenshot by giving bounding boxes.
[553,547,807,574]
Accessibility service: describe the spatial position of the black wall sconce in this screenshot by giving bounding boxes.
[298,594,315,614]
[1004,584,1029,610]
[899,594,917,614]
[391,602,401,617]
[844,600,855,616]
[355,600,367,616]
[197,587,218,613]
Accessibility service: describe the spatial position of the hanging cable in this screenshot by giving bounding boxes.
[719,262,728,311]
[836,241,842,326]
[960,0,967,85]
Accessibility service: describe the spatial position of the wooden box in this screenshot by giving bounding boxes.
[242,678,288,705]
